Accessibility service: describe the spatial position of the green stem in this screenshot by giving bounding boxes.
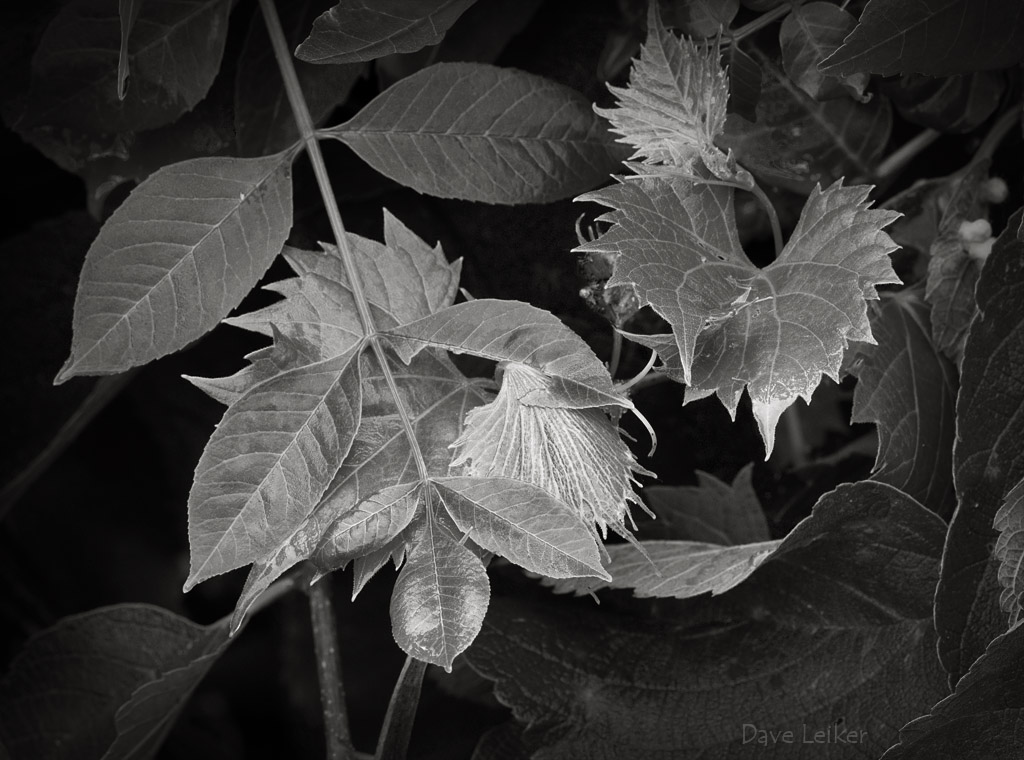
[309,580,354,759]
[727,1,803,44]
[374,657,428,760]
[609,328,623,378]
[974,104,1021,163]
[871,128,942,183]
[258,0,429,482]
[693,173,784,257]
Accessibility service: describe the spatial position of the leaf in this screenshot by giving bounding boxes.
[578,174,900,454]
[718,51,892,193]
[466,482,948,758]
[296,0,476,64]
[0,605,230,760]
[671,0,739,38]
[882,624,1024,759]
[924,161,991,365]
[117,0,140,100]
[323,62,621,204]
[993,478,1024,628]
[235,0,363,157]
[186,346,364,589]
[779,2,869,102]
[642,465,769,543]
[391,515,490,671]
[384,299,629,409]
[57,152,295,382]
[18,0,231,134]
[882,72,1005,134]
[595,5,732,176]
[820,0,1024,77]
[849,290,958,518]
[432,476,610,580]
[723,44,761,122]
[936,207,1024,687]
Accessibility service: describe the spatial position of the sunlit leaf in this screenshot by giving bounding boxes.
[57,152,295,381]
[323,63,621,203]
[578,173,900,454]
[993,478,1024,628]
[296,0,476,64]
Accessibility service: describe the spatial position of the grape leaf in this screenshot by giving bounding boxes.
[296,0,476,64]
[671,0,739,38]
[433,477,610,580]
[0,605,231,760]
[882,624,1024,759]
[936,208,1024,687]
[849,290,958,518]
[391,513,490,671]
[993,478,1024,628]
[466,482,948,758]
[642,465,769,543]
[117,0,140,100]
[779,2,869,102]
[322,62,622,204]
[578,173,900,454]
[820,0,1024,77]
[883,71,1005,134]
[235,0,363,157]
[18,0,231,135]
[384,299,630,410]
[924,160,991,365]
[595,5,732,177]
[57,152,295,382]
[718,50,892,193]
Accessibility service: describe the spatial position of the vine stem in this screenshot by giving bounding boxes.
[374,656,429,760]
[692,173,784,257]
[974,104,1021,162]
[871,128,941,183]
[257,0,429,482]
[309,580,354,760]
[727,0,804,44]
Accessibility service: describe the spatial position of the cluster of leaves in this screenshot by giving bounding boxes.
[2,0,1024,758]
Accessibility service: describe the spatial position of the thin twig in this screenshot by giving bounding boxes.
[374,656,428,760]
[974,104,1022,163]
[309,580,354,760]
[727,1,803,44]
[871,129,942,183]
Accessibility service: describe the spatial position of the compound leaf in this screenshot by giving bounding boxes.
[296,0,476,64]
[57,152,294,382]
[993,478,1024,628]
[0,605,230,760]
[820,0,1024,77]
[323,62,621,204]
[20,0,230,135]
[579,174,899,454]
[432,476,610,580]
[391,516,489,671]
[850,291,958,518]
[936,208,1024,687]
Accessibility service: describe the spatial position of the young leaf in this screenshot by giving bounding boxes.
[116,0,140,100]
[882,624,1024,759]
[186,346,364,589]
[467,482,948,758]
[322,63,621,204]
[849,290,958,518]
[936,208,1024,687]
[235,0,363,157]
[384,299,630,409]
[57,152,295,382]
[450,361,650,539]
[993,478,1024,628]
[820,0,1024,78]
[643,465,769,544]
[596,5,732,176]
[924,160,991,365]
[432,476,611,580]
[578,173,900,454]
[391,515,489,671]
[779,2,869,102]
[0,605,230,760]
[296,0,476,64]
[19,0,231,134]
[718,52,892,193]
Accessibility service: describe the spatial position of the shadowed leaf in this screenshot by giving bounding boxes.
[780,2,868,101]
[993,478,1024,628]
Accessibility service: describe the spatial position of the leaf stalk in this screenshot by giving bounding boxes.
[309,580,355,760]
[374,656,428,760]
